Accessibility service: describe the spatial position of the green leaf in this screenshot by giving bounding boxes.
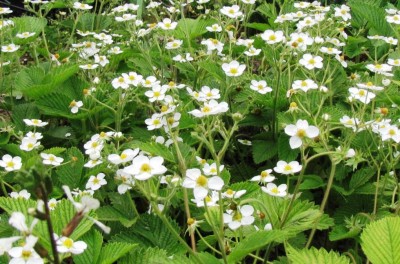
[12,103,40,131]
[361,217,400,264]
[197,60,225,82]
[299,175,325,190]
[15,64,79,99]
[252,140,277,164]
[278,134,299,161]
[349,167,376,190]
[119,247,185,264]
[97,193,138,227]
[329,225,362,241]
[227,230,288,263]
[110,214,186,255]
[11,17,47,44]
[133,142,175,163]
[73,229,103,264]
[173,18,216,40]
[56,147,84,188]
[287,246,350,264]
[98,242,137,264]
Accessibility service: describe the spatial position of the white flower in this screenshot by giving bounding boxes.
[56,236,87,254]
[112,75,129,89]
[220,5,243,19]
[292,79,318,92]
[1,44,19,53]
[41,153,64,166]
[284,119,319,149]
[340,115,363,132]
[123,72,143,87]
[23,119,48,127]
[73,2,93,10]
[144,85,168,102]
[250,80,272,94]
[115,14,137,22]
[348,87,376,104]
[25,132,43,141]
[0,7,12,14]
[142,76,160,88]
[274,161,302,174]
[182,168,224,200]
[244,46,261,56]
[9,212,37,232]
[20,137,40,151]
[320,47,341,55]
[260,30,285,44]
[108,46,123,54]
[261,183,287,197]
[188,100,229,117]
[69,100,83,114]
[0,236,21,255]
[366,63,393,76]
[388,58,400,67]
[222,189,246,199]
[334,5,351,21]
[123,155,167,180]
[380,125,400,143]
[250,169,275,184]
[386,14,400,24]
[0,154,22,171]
[206,24,222,32]
[107,148,139,165]
[223,205,255,230]
[165,39,183,49]
[86,173,107,191]
[48,198,58,210]
[10,190,31,200]
[158,18,177,30]
[79,64,99,70]
[191,191,220,207]
[299,54,323,70]
[9,235,43,264]
[222,60,246,77]
[84,158,103,168]
[287,32,314,51]
[202,162,224,176]
[198,86,221,101]
[238,139,252,146]
[116,169,135,194]
[16,32,35,39]
[94,54,109,67]
[145,113,163,130]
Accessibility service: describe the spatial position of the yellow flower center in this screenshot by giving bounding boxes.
[269,35,276,41]
[22,250,32,259]
[226,189,234,195]
[296,129,306,138]
[271,187,279,194]
[202,106,211,113]
[120,153,128,159]
[261,171,269,178]
[229,68,238,74]
[63,238,74,249]
[284,165,292,171]
[196,175,208,187]
[233,211,242,221]
[389,129,396,136]
[308,58,315,65]
[140,163,151,173]
[358,90,365,96]
[6,161,14,168]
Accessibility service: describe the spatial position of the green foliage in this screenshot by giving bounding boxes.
[55,147,84,188]
[74,229,103,264]
[110,214,186,255]
[361,217,400,264]
[11,16,47,44]
[173,18,216,40]
[15,63,79,99]
[287,246,350,264]
[227,230,288,263]
[252,140,278,164]
[97,193,138,227]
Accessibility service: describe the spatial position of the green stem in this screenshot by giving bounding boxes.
[306,160,336,248]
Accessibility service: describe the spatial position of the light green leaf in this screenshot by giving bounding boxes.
[227,230,288,263]
[56,147,84,188]
[98,242,137,264]
[73,229,103,264]
[287,246,350,264]
[361,217,400,264]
